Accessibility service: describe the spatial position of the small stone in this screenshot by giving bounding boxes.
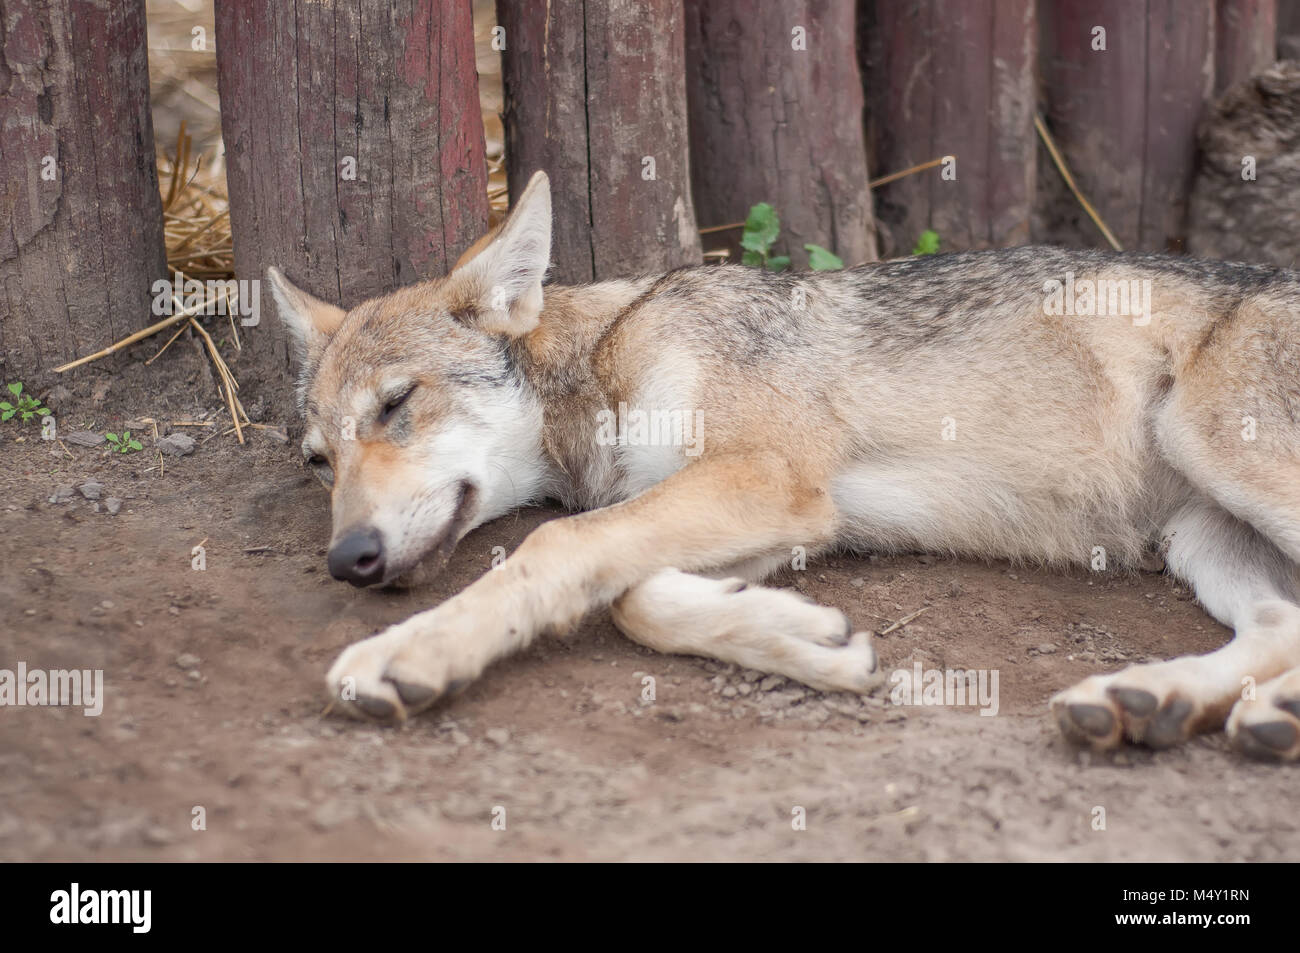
[156,433,196,456]
[721,686,737,698]
[49,485,75,503]
[63,430,105,448]
[485,728,510,746]
[78,480,103,500]
[850,577,865,588]
[1036,643,1058,655]
[142,826,174,846]
[311,801,356,831]
[449,730,470,746]
[100,599,114,609]
[104,497,122,515]
[176,653,201,669]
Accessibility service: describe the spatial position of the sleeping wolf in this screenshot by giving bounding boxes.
[268,171,1300,761]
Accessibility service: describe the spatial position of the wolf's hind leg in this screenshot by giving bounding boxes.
[1052,497,1300,750]
[611,569,884,694]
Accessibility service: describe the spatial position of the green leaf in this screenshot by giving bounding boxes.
[741,249,765,267]
[765,255,791,272]
[7,382,21,397]
[740,202,780,254]
[805,244,843,270]
[912,229,940,256]
[0,402,11,411]
[105,432,119,442]
[127,440,143,451]
[1,410,13,421]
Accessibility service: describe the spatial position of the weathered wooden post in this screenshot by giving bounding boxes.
[1036,0,1214,252]
[684,0,877,267]
[860,0,1037,257]
[496,0,702,283]
[0,0,167,382]
[1279,0,1300,57]
[214,0,489,376]
[1215,0,1277,94]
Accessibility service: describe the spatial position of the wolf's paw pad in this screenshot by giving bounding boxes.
[1227,675,1300,762]
[1051,673,1200,750]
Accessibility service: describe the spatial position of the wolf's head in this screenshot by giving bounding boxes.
[267,172,554,587]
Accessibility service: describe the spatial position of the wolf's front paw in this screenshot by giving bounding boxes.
[1051,667,1206,751]
[1227,667,1300,761]
[325,618,473,722]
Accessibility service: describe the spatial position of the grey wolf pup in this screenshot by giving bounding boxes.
[268,171,1300,761]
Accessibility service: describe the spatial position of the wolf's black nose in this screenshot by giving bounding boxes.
[328,528,386,586]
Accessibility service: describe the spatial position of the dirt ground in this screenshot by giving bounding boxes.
[1,346,1297,864]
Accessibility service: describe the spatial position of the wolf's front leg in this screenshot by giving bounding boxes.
[326,453,838,720]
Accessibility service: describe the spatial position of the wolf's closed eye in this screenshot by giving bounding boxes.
[378,386,416,424]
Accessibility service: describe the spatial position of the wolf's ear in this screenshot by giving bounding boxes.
[266,267,347,366]
[448,170,552,337]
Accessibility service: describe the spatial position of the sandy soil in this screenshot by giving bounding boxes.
[1,347,1297,864]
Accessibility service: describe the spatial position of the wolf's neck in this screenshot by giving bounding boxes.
[515,278,657,379]
[508,277,658,508]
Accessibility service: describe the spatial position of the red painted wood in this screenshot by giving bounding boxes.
[215,0,488,373]
[862,0,1036,257]
[497,0,701,282]
[1215,0,1278,94]
[1037,0,1213,252]
[0,0,167,380]
[685,0,878,267]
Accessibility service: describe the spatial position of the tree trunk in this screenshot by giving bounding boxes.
[214,0,489,378]
[1036,0,1214,252]
[497,0,701,283]
[685,0,877,268]
[861,0,1037,258]
[0,0,166,384]
[1215,0,1277,95]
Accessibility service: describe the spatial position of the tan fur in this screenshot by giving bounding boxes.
[270,171,1300,762]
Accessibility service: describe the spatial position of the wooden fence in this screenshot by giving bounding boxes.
[0,0,1294,382]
